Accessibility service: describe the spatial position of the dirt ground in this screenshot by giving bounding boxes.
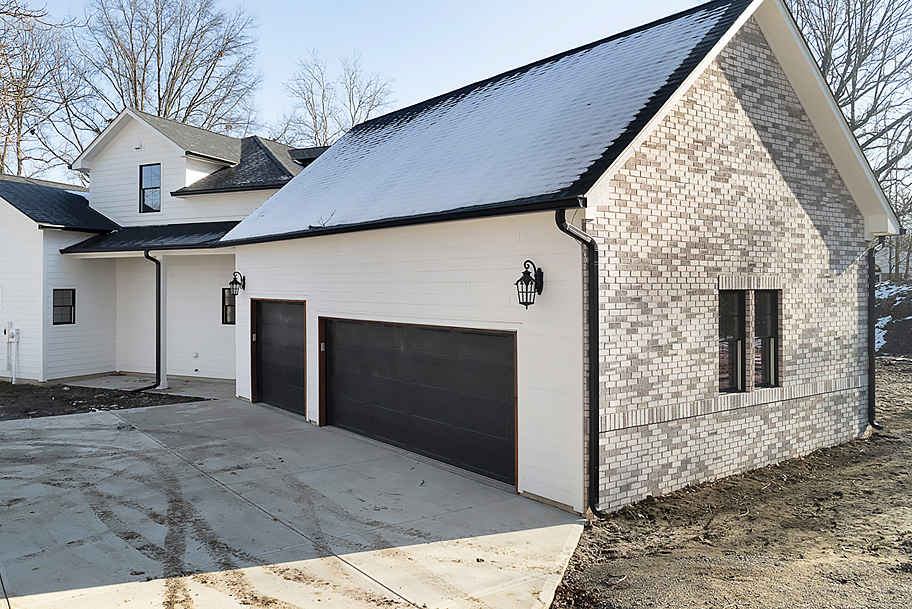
[0,379,203,420]
[554,357,912,609]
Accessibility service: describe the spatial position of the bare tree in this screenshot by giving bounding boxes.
[788,0,912,192]
[275,50,392,146]
[43,0,261,172]
[883,185,912,277]
[34,48,100,174]
[0,3,81,177]
[0,0,44,21]
[0,20,58,174]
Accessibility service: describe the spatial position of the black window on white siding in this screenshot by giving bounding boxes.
[222,288,236,325]
[53,289,76,325]
[140,164,161,213]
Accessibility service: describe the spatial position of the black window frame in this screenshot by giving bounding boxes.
[754,290,779,388]
[139,163,162,213]
[52,289,76,326]
[719,290,746,393]
[222,288,236,325]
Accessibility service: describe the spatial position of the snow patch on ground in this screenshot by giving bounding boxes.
[877,282,908,300]
[876,281,912,354]
[876,319,889,352]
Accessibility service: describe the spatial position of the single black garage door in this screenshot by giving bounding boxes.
[255,301,306,416]
[325,319,516,485]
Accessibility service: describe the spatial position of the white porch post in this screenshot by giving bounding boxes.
[158,254,169,390]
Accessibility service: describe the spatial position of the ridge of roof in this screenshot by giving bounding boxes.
[251,136,296,179]
[171,136,303,196]
[288,146,330,163]
[352,0,753,137]
[0,173,87,192]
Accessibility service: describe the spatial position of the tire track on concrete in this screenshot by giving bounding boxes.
[1,412,494,608]
[0,563,13,609]
[137,427,489,608]
[108,411,420,608]
[272,473,496,609]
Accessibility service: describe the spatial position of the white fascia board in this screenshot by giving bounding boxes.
[585,0,766,202]
[754,0,900,238]
[70,108,186,172]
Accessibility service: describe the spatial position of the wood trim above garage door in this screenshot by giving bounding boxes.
[320,317,518,486]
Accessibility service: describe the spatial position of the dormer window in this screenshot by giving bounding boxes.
[140,164,161,213]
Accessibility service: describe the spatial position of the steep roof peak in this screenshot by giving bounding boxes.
[128,109,242,164]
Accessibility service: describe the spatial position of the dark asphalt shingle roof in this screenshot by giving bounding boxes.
[223,0,753,244]
[289,146,330,164]
[0,175,118,233]
[61,221,239,254]
[133,110,242,164]
[171,136,305,196]
[261,138,313,175]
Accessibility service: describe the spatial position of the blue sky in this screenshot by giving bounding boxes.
[38,0,704,128]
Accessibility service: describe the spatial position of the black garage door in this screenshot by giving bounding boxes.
[325,320,516,485]
[256,301,306,415]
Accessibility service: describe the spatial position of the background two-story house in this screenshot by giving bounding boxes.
[0,108,323,385]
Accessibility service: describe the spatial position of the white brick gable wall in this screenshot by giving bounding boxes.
[585,19,869,511]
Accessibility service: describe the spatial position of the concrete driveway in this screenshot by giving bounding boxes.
[0,396,582,608]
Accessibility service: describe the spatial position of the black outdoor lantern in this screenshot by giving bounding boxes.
[515,260,544,308]
[228,271,246,296]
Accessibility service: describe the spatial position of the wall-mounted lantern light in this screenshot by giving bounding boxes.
[515,260,543,308]
[228,271,246,296]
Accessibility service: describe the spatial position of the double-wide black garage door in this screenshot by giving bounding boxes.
[325,320,517,485]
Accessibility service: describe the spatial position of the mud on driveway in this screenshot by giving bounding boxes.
[0,380,203,420]
[554,357,912,609]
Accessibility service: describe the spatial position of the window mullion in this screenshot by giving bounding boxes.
[746,290,755,392]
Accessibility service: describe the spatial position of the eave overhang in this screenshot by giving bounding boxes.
[220,195,587,247]
[171,184,284,197]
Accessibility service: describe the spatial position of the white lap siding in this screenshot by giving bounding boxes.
[234,211,586,512]
[165,254,236,379]
[87,120,269,227]
[43,231,116,379]
[116,257,155,374]
[0,203,43,381]
[115,254,236,379]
